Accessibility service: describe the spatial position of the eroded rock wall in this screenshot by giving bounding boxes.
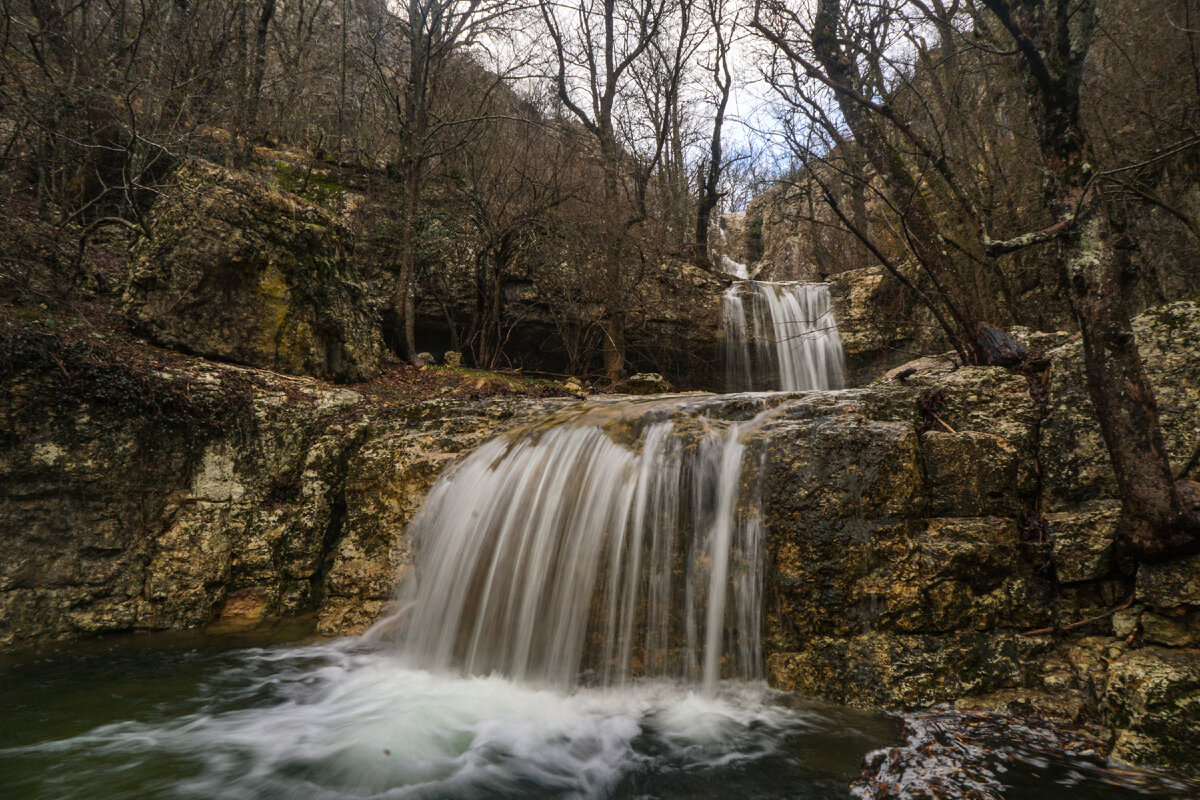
[4,301,1200,777]
[0,342,379,648]
[125,160,383,383]
[758,300,1200,777]
[0,330,568,648]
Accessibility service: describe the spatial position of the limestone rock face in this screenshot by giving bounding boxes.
[0,352,365,648]
[767,633,1034,709]
[1042,300,1200,511]
[1102,649,1200,775]
[1137,554,1200,608]
[316,397,568,634]
[759,373,1055,709]
[8,300,1200,779]
[0,328,569,648]
[1046,504,1120,583]
[827,267,920,383]
[755,303,1200,778]
[125,160,383,382]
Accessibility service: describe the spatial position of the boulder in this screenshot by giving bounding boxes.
[615,372,672,395]
[125,159,383,382]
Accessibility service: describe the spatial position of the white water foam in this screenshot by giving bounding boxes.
[9,641,830,800]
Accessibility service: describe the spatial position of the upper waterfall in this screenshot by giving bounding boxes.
[371,396,780,692]
[723,280,847,392]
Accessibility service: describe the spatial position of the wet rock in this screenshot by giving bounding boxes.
[761,395,926,648]
[210,589,272,629]
[614,372,672,395]
[921,431,1020,517]
[854,517,1051,635]
[1141,609,1200,647]
[316,397,571,634]
[1047,504,1120,583]
[883,353,957,382]
[0,353,365,647]
[125,159,383,382]
[827,266,919,383]
[853,709,1192,800]
[766,633,1035,708]
[1103,647,1200,777]
[1137,554,1200,608]
[1042,300,1200,511]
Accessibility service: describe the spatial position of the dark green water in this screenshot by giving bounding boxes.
[0,628,1190,800]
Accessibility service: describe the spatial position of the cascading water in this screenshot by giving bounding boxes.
[723,281,847,392]
[720,254,750,279]
[5,396,1186,799]
[371,397,774,693]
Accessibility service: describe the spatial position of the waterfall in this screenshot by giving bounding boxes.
[374,398,775,692]
[720,254,750,279]
[723,280,847,392]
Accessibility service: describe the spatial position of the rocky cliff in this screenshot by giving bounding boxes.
[759,300,1200,777]
[0,319,569,648]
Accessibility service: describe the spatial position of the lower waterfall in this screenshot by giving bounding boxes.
[723,281,847,392]
[5,395,1179,799]
[371,396,776,693]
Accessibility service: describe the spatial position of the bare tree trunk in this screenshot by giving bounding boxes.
[694,0,733,264]
[601,143,626,382]
[803,0,982,361]
[242,0,277,163]
[1062,204,1195,557]
[393,163,423,363]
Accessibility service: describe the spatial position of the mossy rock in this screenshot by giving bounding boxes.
[124,159,382,382]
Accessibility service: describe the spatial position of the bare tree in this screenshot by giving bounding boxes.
[966,0,1200,560]
[694,0,736,266]
[538,0,676,380]
[359,0,510,363]
[754,0,1200,560]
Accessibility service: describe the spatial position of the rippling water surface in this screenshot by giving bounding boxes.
[0,630,1189,800]
[0,630,895,800]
